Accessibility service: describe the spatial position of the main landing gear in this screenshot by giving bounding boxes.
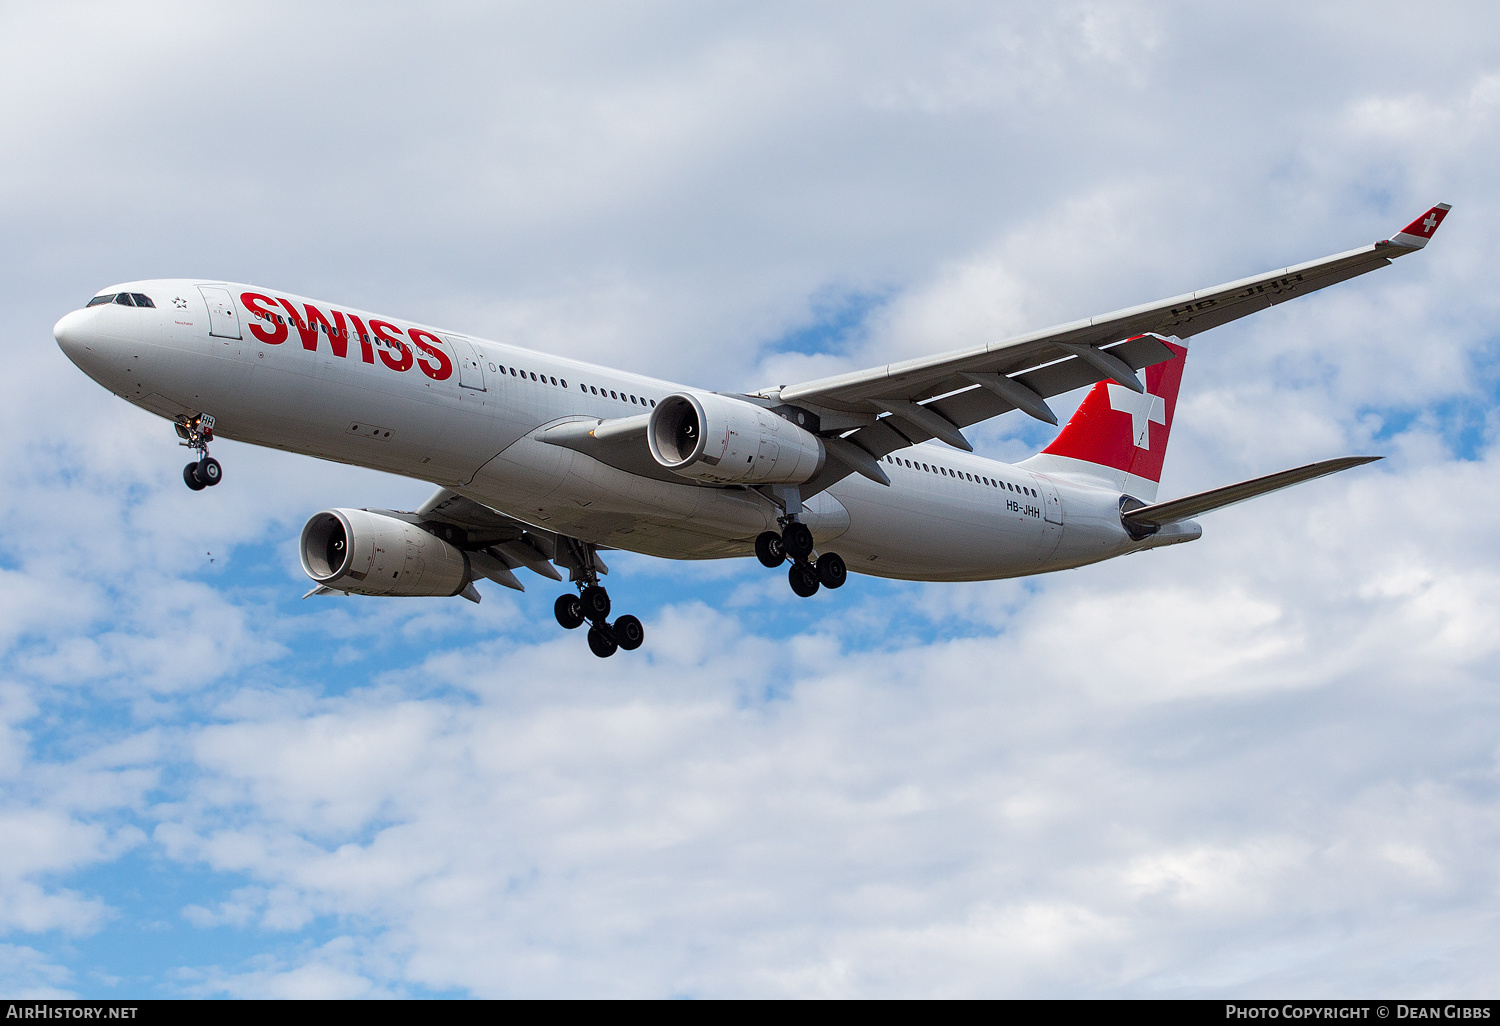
[755,522,847,599]
[552,540,643,658]
[176,414,223,491]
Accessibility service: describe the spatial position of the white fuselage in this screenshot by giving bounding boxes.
[54,280,1197,582]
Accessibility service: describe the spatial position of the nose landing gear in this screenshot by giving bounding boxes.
[176,414,223,490]
[553,540,644,657]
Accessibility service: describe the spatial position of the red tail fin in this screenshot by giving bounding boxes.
[1027,338,1189,500]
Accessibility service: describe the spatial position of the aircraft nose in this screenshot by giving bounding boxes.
[54,308,101,368]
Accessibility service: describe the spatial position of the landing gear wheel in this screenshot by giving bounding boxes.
[183,462,206,491]
[755,531,787,568]
[782,522,815,561]
[554,594,585,630]
[816,552,847,589]
[789,562,820,598]
[587,624,619,658]
[197,457,222,487]
[612,614,644,651]
[580,585,611,622]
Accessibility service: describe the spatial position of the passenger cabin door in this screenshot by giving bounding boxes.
[198,286,241,340]
[444,334,486,391]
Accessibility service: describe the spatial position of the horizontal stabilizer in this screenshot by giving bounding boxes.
[1124,456,1381,527]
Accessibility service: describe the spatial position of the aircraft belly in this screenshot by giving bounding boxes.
[465,436,784,547]
[828,474,1052,582]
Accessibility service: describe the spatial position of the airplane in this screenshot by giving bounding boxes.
[53,204,1451,657]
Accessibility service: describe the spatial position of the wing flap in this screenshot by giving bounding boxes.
[413,489,563,581]
[827,334,1179,466]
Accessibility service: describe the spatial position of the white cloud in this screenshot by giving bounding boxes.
[0,943,75,999]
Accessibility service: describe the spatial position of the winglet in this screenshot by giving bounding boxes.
[1387,203,1452,250]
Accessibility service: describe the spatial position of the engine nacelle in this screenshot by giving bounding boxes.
[647,392,825,485]
[300,508,470,597]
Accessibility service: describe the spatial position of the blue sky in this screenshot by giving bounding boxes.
[3,1,1500,998]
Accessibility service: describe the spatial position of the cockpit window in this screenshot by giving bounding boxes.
[86,293,156,308]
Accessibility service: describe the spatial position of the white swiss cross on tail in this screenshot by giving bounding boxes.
[1107,383,1167,449]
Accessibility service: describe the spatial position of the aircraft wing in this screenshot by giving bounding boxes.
[408,489,564,587]
[771,205,1451,484]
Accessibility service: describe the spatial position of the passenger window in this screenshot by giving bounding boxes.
[86,294,115,307]
[561,379,567,388]
[590,386,597,394]
[650,399,656,407]
[610,391,617,399]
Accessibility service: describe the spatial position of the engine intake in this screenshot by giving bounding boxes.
[647,392,825,485]
[300,508,470,597]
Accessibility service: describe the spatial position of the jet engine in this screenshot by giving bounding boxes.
[647,392,825,485]
[300,508,470,597]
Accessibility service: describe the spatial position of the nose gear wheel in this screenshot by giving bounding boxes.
[175,415,223,489]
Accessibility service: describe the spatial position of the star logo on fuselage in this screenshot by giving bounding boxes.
[1107,383,1167,449]
[172,296,188,309]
